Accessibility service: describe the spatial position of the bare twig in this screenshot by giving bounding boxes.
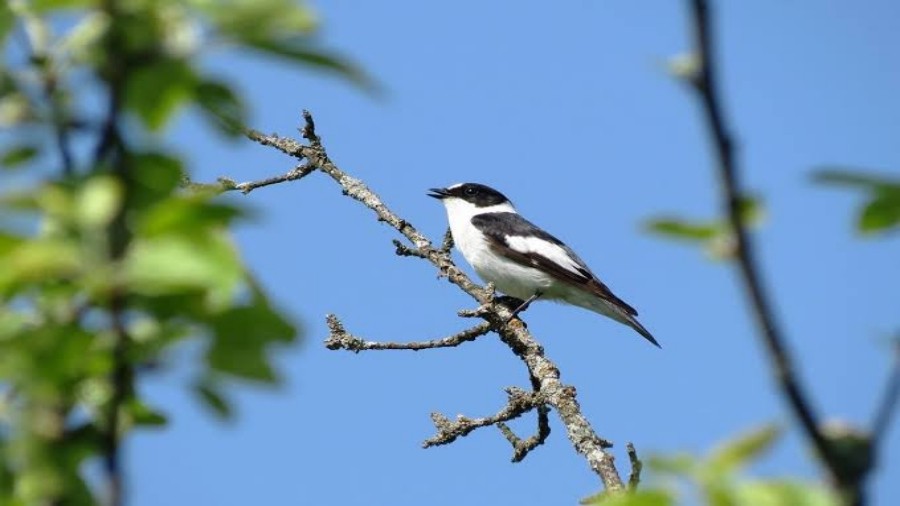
[233,111,628,492]
[872,339,900,448]
[687,0,863,502]
[325,315,491,351]
[392,239,427,258]
[439,228,454,255]
[423,387,544,448]
[218,163,315,194]
[626,442,642,491]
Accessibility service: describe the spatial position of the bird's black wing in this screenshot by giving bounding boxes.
[470,212,639,316]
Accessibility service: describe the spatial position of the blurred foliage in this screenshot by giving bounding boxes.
[0,0,366,503]
[582,425,841,506]
[813,168,900,235]
[645,196,763,259]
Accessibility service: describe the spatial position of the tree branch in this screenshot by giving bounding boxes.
[230,111,627,492]
[324,314,491,352]
[423,387,544,448]
[872,338,900,449]
[686,0,862,501]
[626,442,642,491]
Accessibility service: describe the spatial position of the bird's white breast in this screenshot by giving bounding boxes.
[441,199,554,300]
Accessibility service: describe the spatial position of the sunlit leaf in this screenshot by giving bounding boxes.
[645,219,721,241]
[138,198,245,237]
[647,452,698,476]
[581,489,674,506]
[733,480,840,506]
[76,175,122,229]
[708,424,780,473]
[125,232,243,306]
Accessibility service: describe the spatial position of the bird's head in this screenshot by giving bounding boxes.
[428,183,513,213]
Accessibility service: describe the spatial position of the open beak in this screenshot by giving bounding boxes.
[427,187,450,199]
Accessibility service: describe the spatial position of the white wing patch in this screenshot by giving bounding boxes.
[505,236,587,279]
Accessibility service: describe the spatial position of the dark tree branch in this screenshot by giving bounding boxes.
[325,315,491,351]
[872,339,900,449]
[230,111,627,492]
[687,1,867,503]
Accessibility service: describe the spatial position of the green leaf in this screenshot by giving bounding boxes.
[243,37,374,91]
[138,198,245,237]
[205,282,297,382]
[733,480,840,506]
[130,150,186,210]
[646,452,698,476]
[581,489,674,506]
[76,175,122,229]
[195,380,233,419]
[812,168,900,235]
[859,192,900,233]
[708,424,780,472]
[645,219,721,241]
[124,58,197,131]
[812,168,900,189]
[0,144,39,169]
[193,79,247,137]
[125,232,243,306]
[0,3,13,46]
[126,398,168,427]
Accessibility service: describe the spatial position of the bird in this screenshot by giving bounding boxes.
[428,183,659,347]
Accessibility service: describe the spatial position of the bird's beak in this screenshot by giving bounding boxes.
[427,187,450,200]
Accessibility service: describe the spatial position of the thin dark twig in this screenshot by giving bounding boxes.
[626,442,642,491]
[688,0,836,476]
[872,339,900,448]
[325,314,492,352]
[97,1,130,504]
[39,57,75,176]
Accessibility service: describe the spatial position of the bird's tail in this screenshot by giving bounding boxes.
[585,298,661,348]
[622,314,660,348]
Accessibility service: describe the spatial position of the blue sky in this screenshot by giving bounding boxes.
[131,1,900,504]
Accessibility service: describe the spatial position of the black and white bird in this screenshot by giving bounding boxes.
[429,183,659,347]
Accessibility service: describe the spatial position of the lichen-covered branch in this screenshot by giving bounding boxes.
[423,387,543,448]
[230,111,628,492]
[626,442,642,491]
[325,315,491,352]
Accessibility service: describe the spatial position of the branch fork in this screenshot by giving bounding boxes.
[223,110,631,493]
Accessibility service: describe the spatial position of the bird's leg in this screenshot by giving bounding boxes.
[506,292,542,321]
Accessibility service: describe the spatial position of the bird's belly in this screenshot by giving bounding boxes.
[471,253,553,300]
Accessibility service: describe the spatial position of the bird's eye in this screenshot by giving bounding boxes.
[464,187,477,196]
